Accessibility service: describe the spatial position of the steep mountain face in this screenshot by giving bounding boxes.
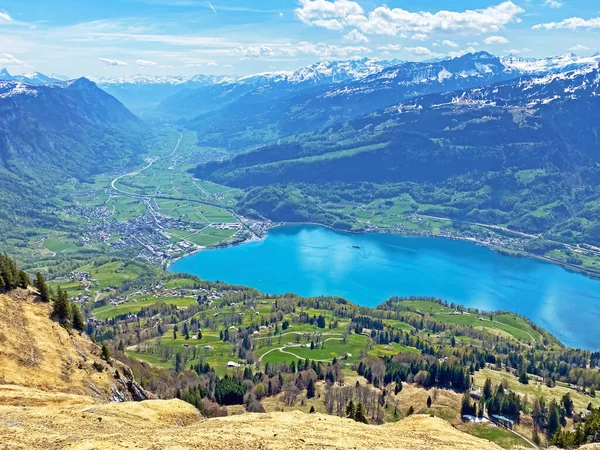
[0,78,146,231]
[185,52,525,149]
[0,78,144,178]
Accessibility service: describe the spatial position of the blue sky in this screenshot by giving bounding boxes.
[1,0,599,78]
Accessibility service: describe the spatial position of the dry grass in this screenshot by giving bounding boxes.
[0,292,139,401]
[0,388,504,450]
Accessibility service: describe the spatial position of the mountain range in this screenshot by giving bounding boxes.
[194,62,600,243]
[0,77,146,232]
[2,49,600,243]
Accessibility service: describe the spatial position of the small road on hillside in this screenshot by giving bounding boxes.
[110,131,183,195]
[107,129,260,239]
[258,337,344,362]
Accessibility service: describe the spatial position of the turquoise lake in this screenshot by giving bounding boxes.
[169,224,600,350]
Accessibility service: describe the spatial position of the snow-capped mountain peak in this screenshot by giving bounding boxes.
[500,52,600,74]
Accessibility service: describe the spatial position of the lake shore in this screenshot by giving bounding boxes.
[168,223,600,350]
[169,219,600,281]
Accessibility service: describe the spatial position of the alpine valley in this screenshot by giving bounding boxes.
[3,48,600,450]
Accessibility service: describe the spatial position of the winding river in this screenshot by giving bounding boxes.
[169,225,600,350]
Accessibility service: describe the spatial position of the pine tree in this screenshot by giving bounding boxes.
[306,378,315,399]
[483,378,493,401]
[72,303,84,331]
[395,379,403,394]
[52,286,72,324]
[101,343,111,362]
[346,400,356,420]
[518,369,529,384]
[407,405,415,416]
[354,402,368,424]
[197,330,203,341]
[427,395,432,408]
[17,270,29,289]
[34,272,51,302]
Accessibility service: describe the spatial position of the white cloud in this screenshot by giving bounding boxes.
[234,41,371,59]
[467,41,479,46]
[569,44,590,51]
[411,33,428,41]
[442,40,459,48]
[533,17,600,30]
[296,1,524,35]
[235,45,275,59]
[206,61,218,67]
[98,57,128,66]
[543,0,563,8]
[135,59,157,66]
[483,35,509,44]
[448,46,478,58]
[0,52,25,65]
[0,10,13,23]
[404,46,442,58]
[344,29,368,43]
[378,44,402,52]
[505,47,531,54]
[296,0,364,25]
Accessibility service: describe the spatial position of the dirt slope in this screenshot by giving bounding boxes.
[0,291,504,450]
[0,390,503,450]
[0,290,147,401]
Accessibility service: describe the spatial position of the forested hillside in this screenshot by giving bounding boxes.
[194,65,600,245]
[0,78,147,235]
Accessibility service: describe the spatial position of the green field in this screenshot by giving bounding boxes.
[92,296,198,320]
[167,226,239,247]
[457,423,533,449]
[434,313,540,343]
[44,237,78,253]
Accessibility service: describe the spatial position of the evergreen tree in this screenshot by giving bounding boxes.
[354,402,368,424]
[309,406,315,413]
[407,405,415,416]
[518,369,529,385]
[483,378,493,401]
[427,395,432,408]
[101,343,111,362]
[306,379,315,399]
[52,286,72,324]
[17,270,29,289]
[395,379,403,394]
[72,303,84,331]
[197,330,203,341]
[346,400,355,420]
[562,393,574,417]
[547,400,562,438]
[175,353,183,373]
[34,272,51,302]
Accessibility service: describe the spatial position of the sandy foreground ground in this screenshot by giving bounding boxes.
[0,385,505,450]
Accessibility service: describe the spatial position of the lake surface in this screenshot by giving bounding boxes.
[170,225,600,350]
